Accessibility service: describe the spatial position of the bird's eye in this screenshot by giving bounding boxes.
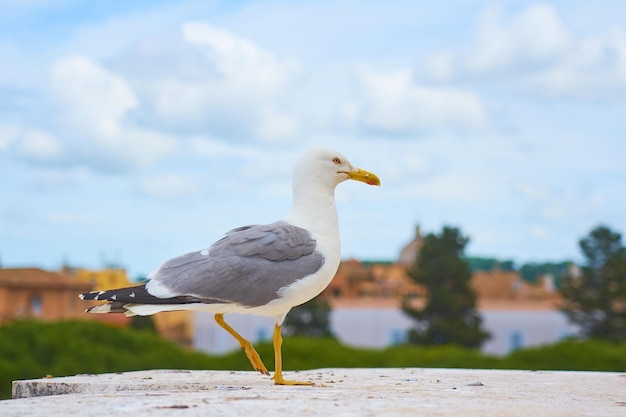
[332,157,341,164]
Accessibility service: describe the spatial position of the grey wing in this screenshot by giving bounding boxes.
[146,221,325,307]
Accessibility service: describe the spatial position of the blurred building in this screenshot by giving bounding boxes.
[0,268,93,324]
[397,225,424,267]
[1,225,577,355]
[0,265,193,345]
[70,267,134,291]
[68,267,191,341]
[316,227,573,355]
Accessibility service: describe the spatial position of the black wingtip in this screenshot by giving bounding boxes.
[79,285,205,307]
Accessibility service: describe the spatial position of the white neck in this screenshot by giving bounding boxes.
[284,181,340,241]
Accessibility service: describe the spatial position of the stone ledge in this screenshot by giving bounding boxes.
[4,368,626,417]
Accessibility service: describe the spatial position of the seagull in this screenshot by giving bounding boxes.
[80,148,380,385]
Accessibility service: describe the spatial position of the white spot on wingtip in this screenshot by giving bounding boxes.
[111,294,117,301]
[130,291,135,298]
[79,294,85,300]
[200,249,209,256]
[146,280,174,298]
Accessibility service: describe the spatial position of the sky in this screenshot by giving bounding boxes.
[1,0,625,278]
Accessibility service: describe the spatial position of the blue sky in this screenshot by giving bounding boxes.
[1,0,625,278]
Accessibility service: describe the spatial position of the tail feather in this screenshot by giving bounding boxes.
[85,301,128,314]
[79,285,207,315]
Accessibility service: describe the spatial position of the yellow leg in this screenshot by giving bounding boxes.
[272,324,314,386]
[214,314,269,376]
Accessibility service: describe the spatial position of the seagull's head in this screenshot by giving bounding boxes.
[294,148,381,190]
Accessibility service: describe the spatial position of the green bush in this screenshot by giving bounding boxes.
[1,321,625,400]
[0,320,226,399]
[502,339,626,371]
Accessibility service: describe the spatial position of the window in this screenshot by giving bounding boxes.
[30,295,43,316]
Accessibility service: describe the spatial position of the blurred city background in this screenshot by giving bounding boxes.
[1,0,625,400]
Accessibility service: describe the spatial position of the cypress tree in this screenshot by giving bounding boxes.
[561,225,626,342]
[402,226,490,348]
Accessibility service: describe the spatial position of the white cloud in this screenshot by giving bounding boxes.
[50,56,137,137]
[464,4,572,74]
[416,171,493,203]
[103,128,178,168]
[590,194,604,208]
[422,3,626,99]
[16,129,62,162]
[531,225,550,240]
[140,173,199,200]
[190,136,263,159]
[1,0,624,274]
[0,124,20,151]
[421,50,458,82]
[378,152,432,185]
[353,67,487,134]
[526,27,626,98]
[254,106,298,141]
[149,79,214,127]
[138,22,301,142]
[513,181,549,201]
[182,22,297,94]
[46,56,178,171]
[193,137,297,173]
[540,203,569,221]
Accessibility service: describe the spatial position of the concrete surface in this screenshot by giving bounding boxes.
[4,368,626,416]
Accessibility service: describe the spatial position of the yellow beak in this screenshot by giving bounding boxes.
[346,168,381,186]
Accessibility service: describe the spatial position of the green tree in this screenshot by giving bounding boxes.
[560,225,626,342]
[464,257,515,272]
[402,226,490,348]
[519,261,572,286]
[283,296,334,338]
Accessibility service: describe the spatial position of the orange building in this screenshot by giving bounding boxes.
[0,267,134,326]
[324,260,426,309]
[321,225,561,309]
[70,267,133,291]
[0,268,93,324]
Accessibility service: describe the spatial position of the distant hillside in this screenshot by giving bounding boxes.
[464,257,575,288]
[518,261,575,287]
[464,257,516,272]
[357,257,575,288]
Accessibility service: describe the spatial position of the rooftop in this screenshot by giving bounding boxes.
[5,368,625,416]
[0,268,91,290]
